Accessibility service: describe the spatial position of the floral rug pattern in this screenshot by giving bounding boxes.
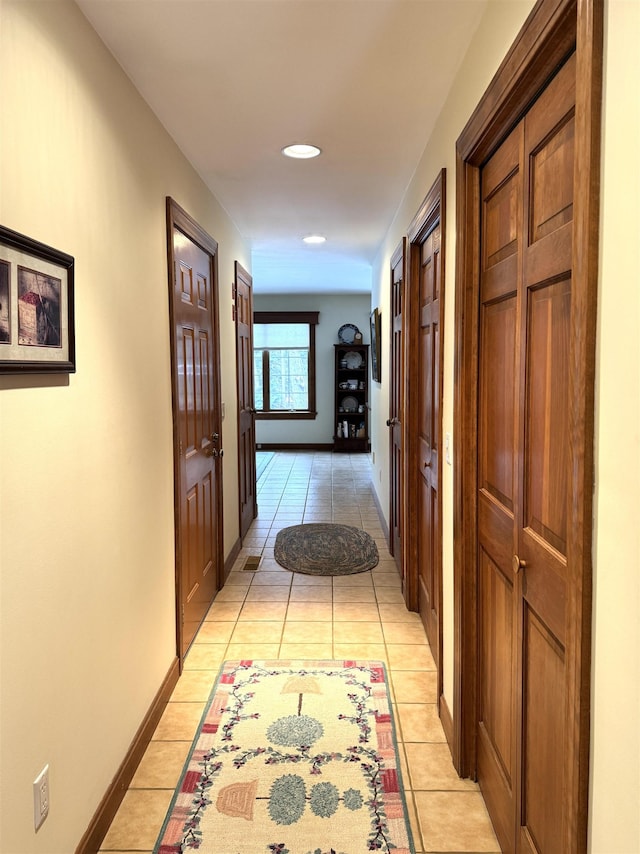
[154,660,414,854]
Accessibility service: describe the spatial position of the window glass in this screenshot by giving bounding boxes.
[253,315,317,419]
[253,350,264,410]
[254,323,309,349]
[267,349,309,409]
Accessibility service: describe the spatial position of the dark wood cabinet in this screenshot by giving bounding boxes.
[333,344,369,452]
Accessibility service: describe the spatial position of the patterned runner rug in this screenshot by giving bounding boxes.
[154,659,415,854]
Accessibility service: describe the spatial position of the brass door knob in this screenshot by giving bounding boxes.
[512,554,527,573]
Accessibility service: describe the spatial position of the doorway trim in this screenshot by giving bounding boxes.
[452,0,602,848]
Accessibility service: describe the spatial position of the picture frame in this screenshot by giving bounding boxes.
[0,225,75,374]
[370,307,381,383]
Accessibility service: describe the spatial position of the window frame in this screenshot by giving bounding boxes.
[253,310,319,420]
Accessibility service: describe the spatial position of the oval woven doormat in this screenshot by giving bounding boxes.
[274,523,379,575]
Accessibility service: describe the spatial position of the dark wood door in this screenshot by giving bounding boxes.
[407,171,445,678]
[167,199,223,660]
[235,262,257,540]
[416,222,441,659]
[477,54,576,853]
[388,239,405,576]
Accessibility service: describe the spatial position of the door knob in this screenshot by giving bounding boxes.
[204,444,217,458]
[210,432,219,443]
[512,554,527,573]
[386,417,398,427]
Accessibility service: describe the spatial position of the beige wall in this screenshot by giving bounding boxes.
[370,0,640,850]
[590,2,640,850]
[0,2,248,851]
[1,0,638,851]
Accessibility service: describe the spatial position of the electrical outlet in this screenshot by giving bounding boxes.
[33,765,49,831]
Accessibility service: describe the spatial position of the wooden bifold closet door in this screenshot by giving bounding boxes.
[477,53,576,853]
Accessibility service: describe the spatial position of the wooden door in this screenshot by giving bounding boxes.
[235,262,257,540]
[167,199,223,660]
[388,239,405,576]
[407,171,445,676]
[454,2,602,851]
[477,54,577,853]
[417,223,441,658]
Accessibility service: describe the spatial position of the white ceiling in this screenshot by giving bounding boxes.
[76,0,486,294]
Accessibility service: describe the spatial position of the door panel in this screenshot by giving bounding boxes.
[478,547,514,854]
[417,224,441,655]
[235,262,256,540]
[406,171,445,701]
[522,607,565,854]
[181,323,197,452]
[483,124,521,270]
[168,199,223,661]
[477,55,576,853]
[480,551,514,785]
[477,121,522,852]
[480,296,517,510]
[525,279,570,555]
[184,484,198,604]
[389,241,405,575]
[517,55,575,853]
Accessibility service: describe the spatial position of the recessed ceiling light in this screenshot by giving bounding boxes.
[282,143,321,159]
[303,234,326,245]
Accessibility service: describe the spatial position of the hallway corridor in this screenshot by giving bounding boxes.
[99,451,499,853]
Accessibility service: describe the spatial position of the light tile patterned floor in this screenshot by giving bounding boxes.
[99,451,499,854]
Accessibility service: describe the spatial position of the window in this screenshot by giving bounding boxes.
[253,311,318,419]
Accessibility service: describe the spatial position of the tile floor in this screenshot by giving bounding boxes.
[99,451,499,854]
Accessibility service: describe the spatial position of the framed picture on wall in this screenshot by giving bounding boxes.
[0,225,75,373]
[370,307,381,383]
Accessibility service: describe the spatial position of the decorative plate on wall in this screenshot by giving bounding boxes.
[338,323,360,344]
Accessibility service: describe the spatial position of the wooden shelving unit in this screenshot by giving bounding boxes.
[333,344,369,452]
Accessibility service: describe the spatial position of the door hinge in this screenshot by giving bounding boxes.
[179,439,183,456]
[181,603,185,623]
